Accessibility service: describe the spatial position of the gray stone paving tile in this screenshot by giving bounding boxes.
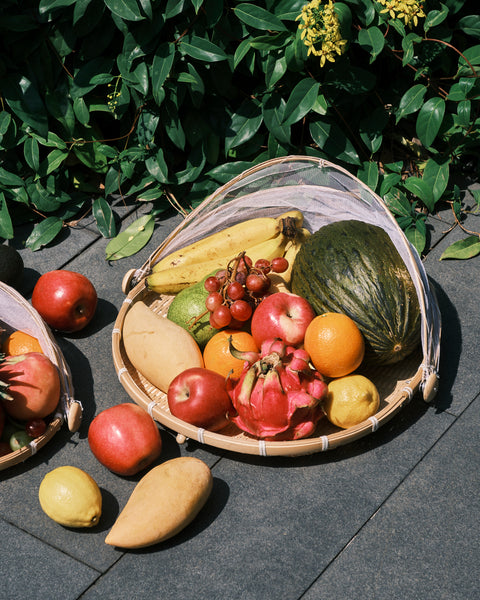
[301,396,480,600]
[423,223,480,416]
[0,518,99,600]
[0,213,218,572]
[77,396,454,600]
[11,198,179,297]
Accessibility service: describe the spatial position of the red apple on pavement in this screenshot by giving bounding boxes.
[251,292,315,347]
[88,403,162,476]
[31,270,97,333]
[167,367,233,432]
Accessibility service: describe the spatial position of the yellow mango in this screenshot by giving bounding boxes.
[122,300,204,393]
[105,457,213,548]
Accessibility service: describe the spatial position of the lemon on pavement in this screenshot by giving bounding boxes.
[323,374,380,429]
[39,466,102,528]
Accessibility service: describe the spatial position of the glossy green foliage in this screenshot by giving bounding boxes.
[0,0,478,256]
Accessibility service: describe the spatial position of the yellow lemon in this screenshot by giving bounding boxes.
[323,374,380,429]
[39,466,102,528]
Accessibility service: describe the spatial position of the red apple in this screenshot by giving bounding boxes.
[31,270,97,333]
[251,292,315,347]
[0,352,61,421]
[88,403,162,476]
[167,367,233,432]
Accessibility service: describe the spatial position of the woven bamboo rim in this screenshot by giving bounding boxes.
[112,156,441,457]
[0,282,80,471]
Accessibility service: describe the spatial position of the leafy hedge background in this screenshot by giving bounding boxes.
[0,0,479,259]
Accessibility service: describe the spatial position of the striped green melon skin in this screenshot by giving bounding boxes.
[291,220,421,366]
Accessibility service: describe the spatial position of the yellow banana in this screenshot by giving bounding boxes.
[146,257,228,294]
[269,228,311,293]
[146,232,291,295]
[244,233,290,265]
[151,210,304,273]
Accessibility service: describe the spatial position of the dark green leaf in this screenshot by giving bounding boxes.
[282,78,320,126]
[379,174,402,196]
[233,39,252,69]
[359,106,388,154]
[181,36,228,62]
[403,176,434,211]
[105,214,155,260]
[396,84,427,123]
[405,220,426,255]
[0,112,11,136]
[309,120,361,166]
[145,148,169,183]
[2,76,48,137]
[440,236,480,260]
[358,26,385,62]
[191,0,203,13]
[104,167,122,196]
[457,44,480,76]
[0,167,24,188]
[39,0,77,13]
[234,3,288,31]
[0,193,14,239]
[424,5,449,31]
[262,94,290,145]
[151,43,176,105]
[25,217,64,251]
[356,161,379,192]
[423,157,449,204]
[24,137,40,172]
[416,97,445,147]
[384,189,413,218]
[73,97,90,125]
[93,197,116,238]
[402,32,422,66]
[456,99,471,128]
[204,161,251,184]
[104,0,146,21]
[265,52,287,88]
[447,78,475,101]
[225,100,263,153]
[45,149,69,176]
[457,15,480,39]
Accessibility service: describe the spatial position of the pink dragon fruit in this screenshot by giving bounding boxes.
[227,338,327,441]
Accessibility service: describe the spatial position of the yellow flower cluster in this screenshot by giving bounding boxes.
[107,77,122,113]
[377,0,426,27]
[296,0,348,67]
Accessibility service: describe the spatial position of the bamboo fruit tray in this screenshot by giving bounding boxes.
[112,156,441,457]
[0,281,81,470]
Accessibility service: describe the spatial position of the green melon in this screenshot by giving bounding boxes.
[290,220,421,366]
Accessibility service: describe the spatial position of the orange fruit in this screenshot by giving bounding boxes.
[304,312,365,379]
[203,329,259,379]
[2,330,43,356]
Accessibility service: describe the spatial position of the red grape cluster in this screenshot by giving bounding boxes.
[204,252,289,329]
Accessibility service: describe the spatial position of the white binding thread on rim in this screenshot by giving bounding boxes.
[112,327,121,336]
[117,367,128,382]
[321,436,329,451]
[147,401,158,417]
[123,297,133,305]
[29,439,39,455]
[197,428,205,444]
[258,440,267,456]
[403,385,414,401]
[369,416,379,432]
[54,411,64,422]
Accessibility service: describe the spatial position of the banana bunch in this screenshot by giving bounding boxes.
[268,228,311,294]
[146,210,304,295]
